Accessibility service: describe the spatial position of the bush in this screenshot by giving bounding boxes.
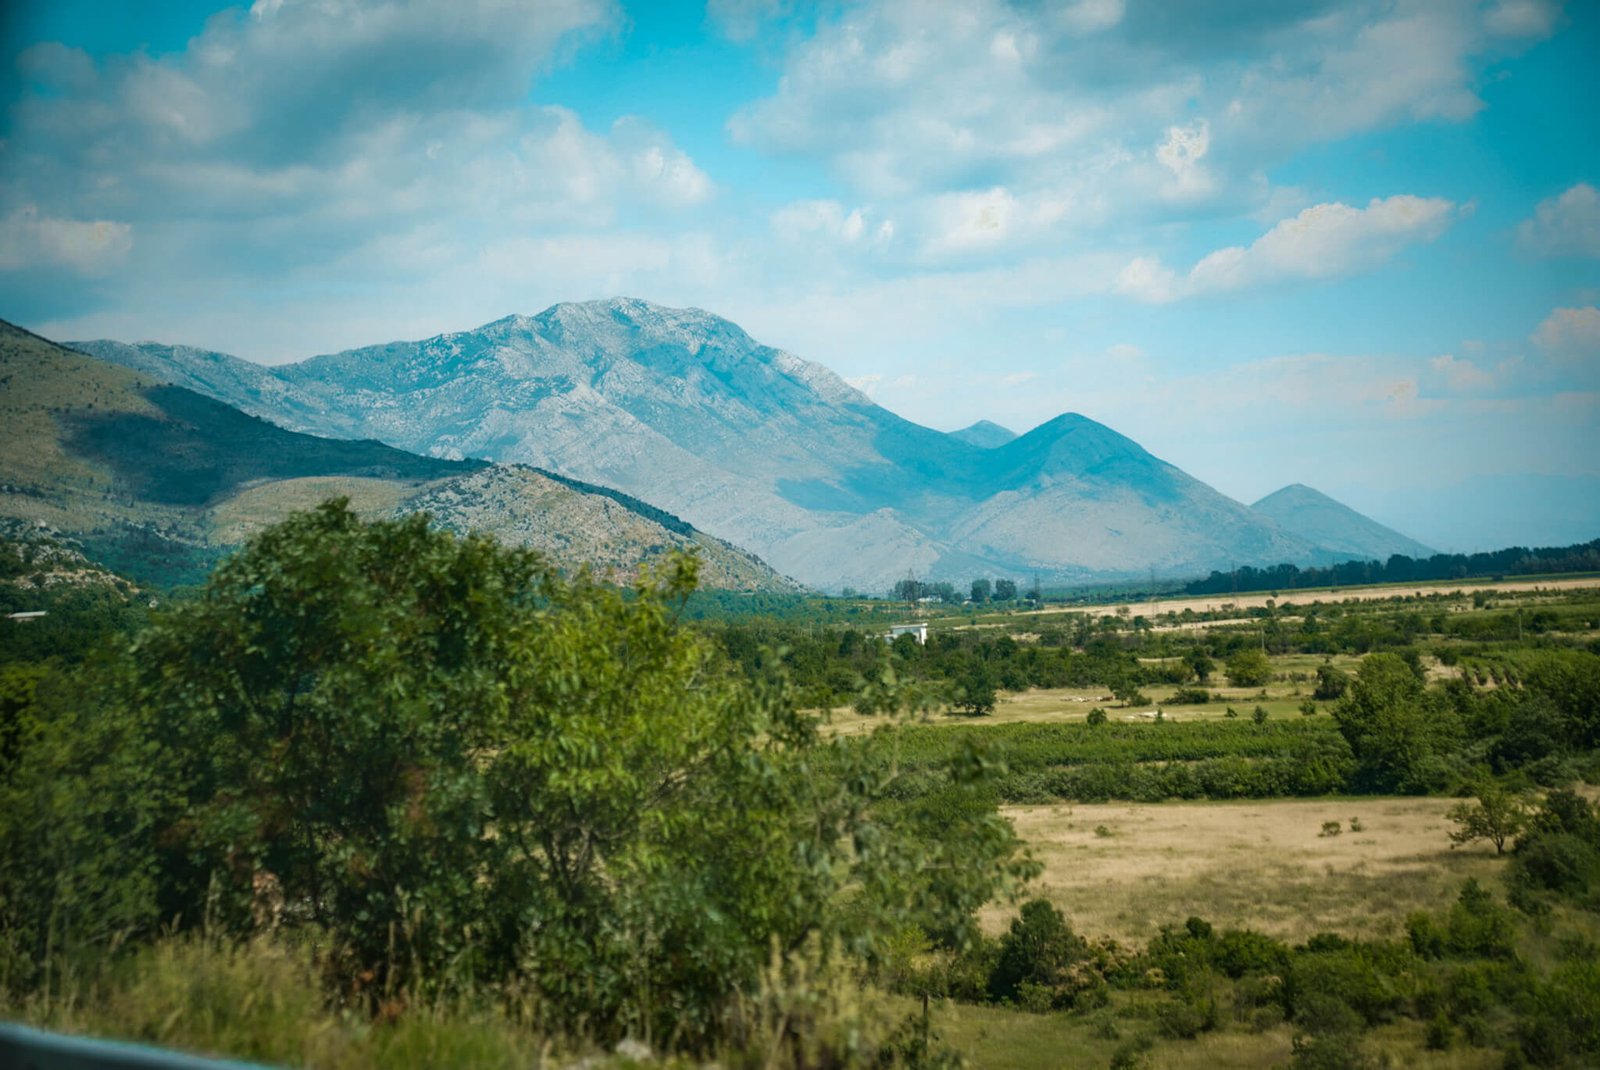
[1313,664,1350,701]
[1227,649,1273,688]
[988,899,1089,1008]
[1286,947,1404,1027]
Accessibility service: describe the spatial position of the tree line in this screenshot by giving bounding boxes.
[1183,538,1600,597]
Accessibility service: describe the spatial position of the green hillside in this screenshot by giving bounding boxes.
[0,321,801,591]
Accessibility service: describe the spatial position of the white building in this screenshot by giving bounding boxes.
[884,622,928,645]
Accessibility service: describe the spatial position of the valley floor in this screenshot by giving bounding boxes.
[986,795,1503,946]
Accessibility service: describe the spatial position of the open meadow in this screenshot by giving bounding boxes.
[987,796,1502,945]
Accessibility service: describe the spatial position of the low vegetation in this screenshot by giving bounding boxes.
[2,505,1599,1067]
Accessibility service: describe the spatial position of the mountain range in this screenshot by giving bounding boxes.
[0,320,796,591]
[70,298,1433,592]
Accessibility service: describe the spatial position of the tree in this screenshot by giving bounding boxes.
[1,501,1035,1048]
[1226,649,1272,688]
[970,578,992,604]
[953,664,998,716]
[1314,664,1350,701]
[1448,784,1529,855]
[1333,653,1462,793]
[1186,650,1214,683]
[994,578,1018,601]
[988,898,1087,1006]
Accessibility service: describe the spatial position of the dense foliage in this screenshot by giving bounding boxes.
[0,502,1033,1052]
[1184,537,1600,596]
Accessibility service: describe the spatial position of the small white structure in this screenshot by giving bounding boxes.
[5,611,47,622]
[884,622,928,645]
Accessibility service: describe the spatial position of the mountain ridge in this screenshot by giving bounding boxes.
[70,297,1427,591]
[1251,483,1436,562]
[1,319,800,591]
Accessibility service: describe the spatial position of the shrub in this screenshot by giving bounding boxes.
[988,899,1089,1008]
[1313,664,1350,701]
[1227,649,1273,688]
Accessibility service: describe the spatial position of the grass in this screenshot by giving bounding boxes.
[891,992,1507,1069]
[208,476,426,544]
[988,796,1505,946]
[824,672,1348,735]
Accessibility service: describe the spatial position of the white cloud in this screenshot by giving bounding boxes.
[1518,183,1600,257]
[0,0,726,342]
[612,117,715,206]
[1120,196,1458,302]
[1155,119,1212,198]
[771,200,870,244]
[1533,306,1600,366]
[727,0,1552,239]
[1429,353,1495,392]
[925,187,1018,252]
[0,206,133,275]
[1057,0,1125,35]
[706,0,793,42]
[1484,0,1563,38]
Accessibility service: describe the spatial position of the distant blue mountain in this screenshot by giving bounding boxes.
[1251,484,1435,562]
[76,298,1386,592]
[947,420,1017,448]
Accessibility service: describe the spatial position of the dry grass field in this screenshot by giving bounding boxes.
[1043,576,1600,622]
[207,475,424,543]
[986,796,1505,946]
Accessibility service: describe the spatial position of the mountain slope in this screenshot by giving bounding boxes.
[1251,484,1435,562]
[1,321,799,591]
[947,420,1017,449]
[75,299,1337,590]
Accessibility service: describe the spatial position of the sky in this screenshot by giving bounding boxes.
[1,0,1597,551]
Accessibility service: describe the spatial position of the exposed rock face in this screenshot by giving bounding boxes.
[75,298,1424,591]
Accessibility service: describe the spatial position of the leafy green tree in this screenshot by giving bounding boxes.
[1186,651,1215,683]
[2,501,1034,1047]
[1332,653,1462,793]
[0,661,50,774]
[1226,649,1273,688]
[1447,784,1528,855]
[1313,664,1350,701]
[987,899,1087,1006]
[970,578,991,604]
[953,664,998,716]
[994,579,1017,601]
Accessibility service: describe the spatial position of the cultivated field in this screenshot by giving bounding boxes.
[1046,575,1600,622]
[985,796,1504,945]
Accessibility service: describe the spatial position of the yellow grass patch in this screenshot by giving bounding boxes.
[990,796,1504,945]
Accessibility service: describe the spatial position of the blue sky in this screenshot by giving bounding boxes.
[1,0,1597,550]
